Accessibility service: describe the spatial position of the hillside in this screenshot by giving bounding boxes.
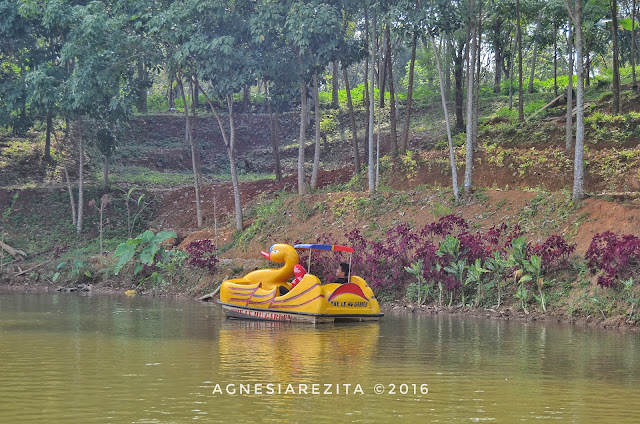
[1,86,640,328]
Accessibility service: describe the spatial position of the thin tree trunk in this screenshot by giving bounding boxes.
[566,22,574,151]
[517,0,524,121]
[473,3,482,146]
[386,25,398,157]
[198,83,243,230]
[464,1,477,199]
[343,67,361,172]
[611,0,621,114]
[332,61,340,109]
[52,128,76,225]
[633,0,637,91]
[509,25,516,109]
[227,95,243,231]
[44,115,52,162]
[566,0,585,201]
[177,76,202,228]
[493,17,504,93]
[454,41,465,130]
[528,10,543,93]
[168,74,175,110]
[401,31,418,152]
[137,60,148,114]
[103,156,109,190]
[368,13,377,194]
[274,111,282,180]
[311,73,321,191]
[554,21,558,98]
[242,84,250,113]
[379,24,389,109]
[364,55,370,160]
[298,78,307,195]
[267,89,282,181]
[429,32,460,203]
[76,117,84,234]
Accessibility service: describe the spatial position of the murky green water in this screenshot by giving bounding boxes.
[1,292,639,423]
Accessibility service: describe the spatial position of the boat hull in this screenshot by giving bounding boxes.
[219,302,382,324]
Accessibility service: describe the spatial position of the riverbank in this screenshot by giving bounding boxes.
[3,275,639,332]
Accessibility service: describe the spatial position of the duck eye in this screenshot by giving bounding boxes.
[272,249,279,254]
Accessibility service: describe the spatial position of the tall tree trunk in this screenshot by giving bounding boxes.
[343,67,361,173]
[566,0,585,201]
[298,78,307,195]
[401,31,418,152]
[633,0,637,91]
[168,74,175,110]
[566,22,574,151]
[379,25,389,109]
[242,84,250,113]
[386,25,398,157]
[611,0,621,114]
[368,13,377,194]
[198,84,243,230]
[473,3,482,146]
[227,95,243,231]
[429,32,460,203]
[177,76,202,228]
[76,117,84,234]
[44,114,52,162]
[464,1,477,199]
[454,41,465,130]
[103,156,109,191]
[509,24,516,109]
[493,17,504,94]
[311,73,321,191]
[364,55,370,160]
[528,10,544,93]
[444,39,452,98]
[137,60,147,114]
[517,0,524,121]
[267,90,282,181]
[332,60,340,109]
[554,21,559,98]
[52,127,76,225]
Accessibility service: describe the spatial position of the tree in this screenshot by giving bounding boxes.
[465,0,478,198]
[57,0,141,232]
[517,0,525,122]
[565,0,586,202]
[611,0,621,114]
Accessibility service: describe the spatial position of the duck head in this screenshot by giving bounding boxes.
[261,244,299,265]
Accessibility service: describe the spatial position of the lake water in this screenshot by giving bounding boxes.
[1,292,639,423]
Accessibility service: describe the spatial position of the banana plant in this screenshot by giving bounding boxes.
[466,258,489,307]
[445,259,468,305]
[405,260,429,306]
[485,251,509,307]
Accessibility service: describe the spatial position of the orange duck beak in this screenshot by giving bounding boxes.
[261,251,271,260]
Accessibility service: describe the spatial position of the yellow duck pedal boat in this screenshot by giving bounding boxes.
[218,243,383,323]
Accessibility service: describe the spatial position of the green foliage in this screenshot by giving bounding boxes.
[405,260,429,305]
[51,260,92,284]
[113,230,180,288]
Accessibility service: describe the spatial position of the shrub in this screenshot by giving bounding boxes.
[585,231,640,287]
[184,239,218,273]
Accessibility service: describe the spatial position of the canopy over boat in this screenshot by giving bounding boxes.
[294,244,354,253]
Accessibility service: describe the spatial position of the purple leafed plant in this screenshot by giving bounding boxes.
[530,235,576,271]
[585,231,640,287]
[184,239,219,273]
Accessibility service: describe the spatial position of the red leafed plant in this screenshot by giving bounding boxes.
[585,231,640,287]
